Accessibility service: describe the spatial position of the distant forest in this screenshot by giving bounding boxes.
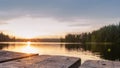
[0,33,15,42]
[62,23,120,43]
[0,22,120,43]
[0,32,60,42]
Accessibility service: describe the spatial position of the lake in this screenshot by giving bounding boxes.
[0,42,120,63]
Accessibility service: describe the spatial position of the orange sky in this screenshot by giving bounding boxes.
[0,0,120,38]
[0,16,95,38]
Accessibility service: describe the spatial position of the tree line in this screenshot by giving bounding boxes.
[1,22,120,43]
[63,22,120,43]
[0,32,15,42]
[0,32,60,42]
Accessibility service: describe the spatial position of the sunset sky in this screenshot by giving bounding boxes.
[0,0,120,38]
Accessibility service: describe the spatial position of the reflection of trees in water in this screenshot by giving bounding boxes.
[0,44,9,50]
[65,43,120,61]
[100,44,120,60]
[84,43,120,60]
[64,44,85,51]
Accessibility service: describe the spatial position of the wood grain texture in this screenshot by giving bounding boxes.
[0,50,81,68]
[0,50,38,63]
[80,60,120,68]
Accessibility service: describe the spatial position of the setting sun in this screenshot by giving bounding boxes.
[3,17,71,38]
[27,41,31,45]
[0,0,120,67]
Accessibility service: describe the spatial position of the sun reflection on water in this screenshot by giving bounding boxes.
[1,42,103,63]
[21,41,39,54]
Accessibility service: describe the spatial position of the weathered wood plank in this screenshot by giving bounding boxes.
[0,50,38,63]
[0,55,81,68]
[0,55,52,68]
[80,60,120,68]
[27,56,81,68]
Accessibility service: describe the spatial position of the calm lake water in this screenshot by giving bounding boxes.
[0,42,120,63]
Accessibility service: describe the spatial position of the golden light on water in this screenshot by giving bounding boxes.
[21,41,39,54]
[2,42,39,54]
[2,42,102,63]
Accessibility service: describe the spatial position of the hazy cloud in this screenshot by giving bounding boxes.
[69,24,91,27]
[0,21,8,25]
[0,0,120,21]
[0,0,120,35]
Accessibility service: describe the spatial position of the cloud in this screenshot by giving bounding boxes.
[0,0,120,34]
[69,24,91,27]
[0,21,7,25]
[0,0,120,21]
